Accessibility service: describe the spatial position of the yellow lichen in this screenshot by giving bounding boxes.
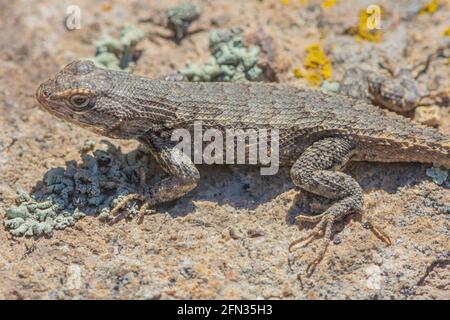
[280,0,308,4]
[355,8,383,42]
[293,44,332,86]
[100,2,112,12]
[443,27,450,37]
[419,0,440,14]
[321,0,337,8]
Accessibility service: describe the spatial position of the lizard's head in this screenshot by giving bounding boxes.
[36,60,144,139]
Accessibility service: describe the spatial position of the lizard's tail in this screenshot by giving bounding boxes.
[356,111,450,169]
[394,142,450,169]
[360,136,450,169]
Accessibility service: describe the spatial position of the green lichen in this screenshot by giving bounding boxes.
[320,80,340,94]
[4,141,152,237]
[89,24,146,71]
[4,186,76,237]
[80,139,96,153]
[426,166,448,185]
[181,28,262,82]
[166,3,201,43]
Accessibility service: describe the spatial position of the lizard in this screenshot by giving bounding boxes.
[36,60,450,274]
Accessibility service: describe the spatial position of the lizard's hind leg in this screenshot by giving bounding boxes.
[289,137,363,276]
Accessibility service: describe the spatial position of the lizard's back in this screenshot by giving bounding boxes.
[121,77,449,167]
[37,62,449,168]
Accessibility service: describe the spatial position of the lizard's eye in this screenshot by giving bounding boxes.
[69,94,93,111]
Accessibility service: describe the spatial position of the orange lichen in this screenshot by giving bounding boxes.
[293,44,332,86]
[419,0,440,14]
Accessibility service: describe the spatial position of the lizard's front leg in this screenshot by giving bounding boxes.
[110,132,200,223]
[289,137,363,275]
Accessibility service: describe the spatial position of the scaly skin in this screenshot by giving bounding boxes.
[36,60,450,275]
[339,47,449,112]
[339,66,423,112]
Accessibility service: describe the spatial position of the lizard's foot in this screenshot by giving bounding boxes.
[289,214,335,276]
[289,137,365,276]
[289,213,391,277]
[419,87,449,107]
[109,193,155,224]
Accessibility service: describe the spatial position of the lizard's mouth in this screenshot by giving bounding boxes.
[36,92,66,119]
[35,82,64,116]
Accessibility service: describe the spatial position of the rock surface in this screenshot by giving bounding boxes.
[0,0,449,299]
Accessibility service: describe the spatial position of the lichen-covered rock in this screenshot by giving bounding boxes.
[426,166,448,185]
[90,24,146,71]
[4,188,71,237]
[3,141,152,237]
[293,43,333,86]
[320,80,340,94]
[181,28,262,82]
[166,3,201,43]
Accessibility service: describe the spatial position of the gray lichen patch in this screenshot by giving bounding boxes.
[4,141,152,237]
[426,166,449,185]
[166,3,201,43]
[89,24,146,71]
[181,28,262,82]
[4,187,78,237]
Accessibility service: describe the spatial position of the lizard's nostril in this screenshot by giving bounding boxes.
[36,85,51,105]
[38,85,50,98]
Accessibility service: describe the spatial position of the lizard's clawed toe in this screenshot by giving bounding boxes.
[295,212,326,224]
[362,219,392,246]
[289,215,335,276]
[304,238,330,276]
[109,193,154,224]
[137,202,156,224]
